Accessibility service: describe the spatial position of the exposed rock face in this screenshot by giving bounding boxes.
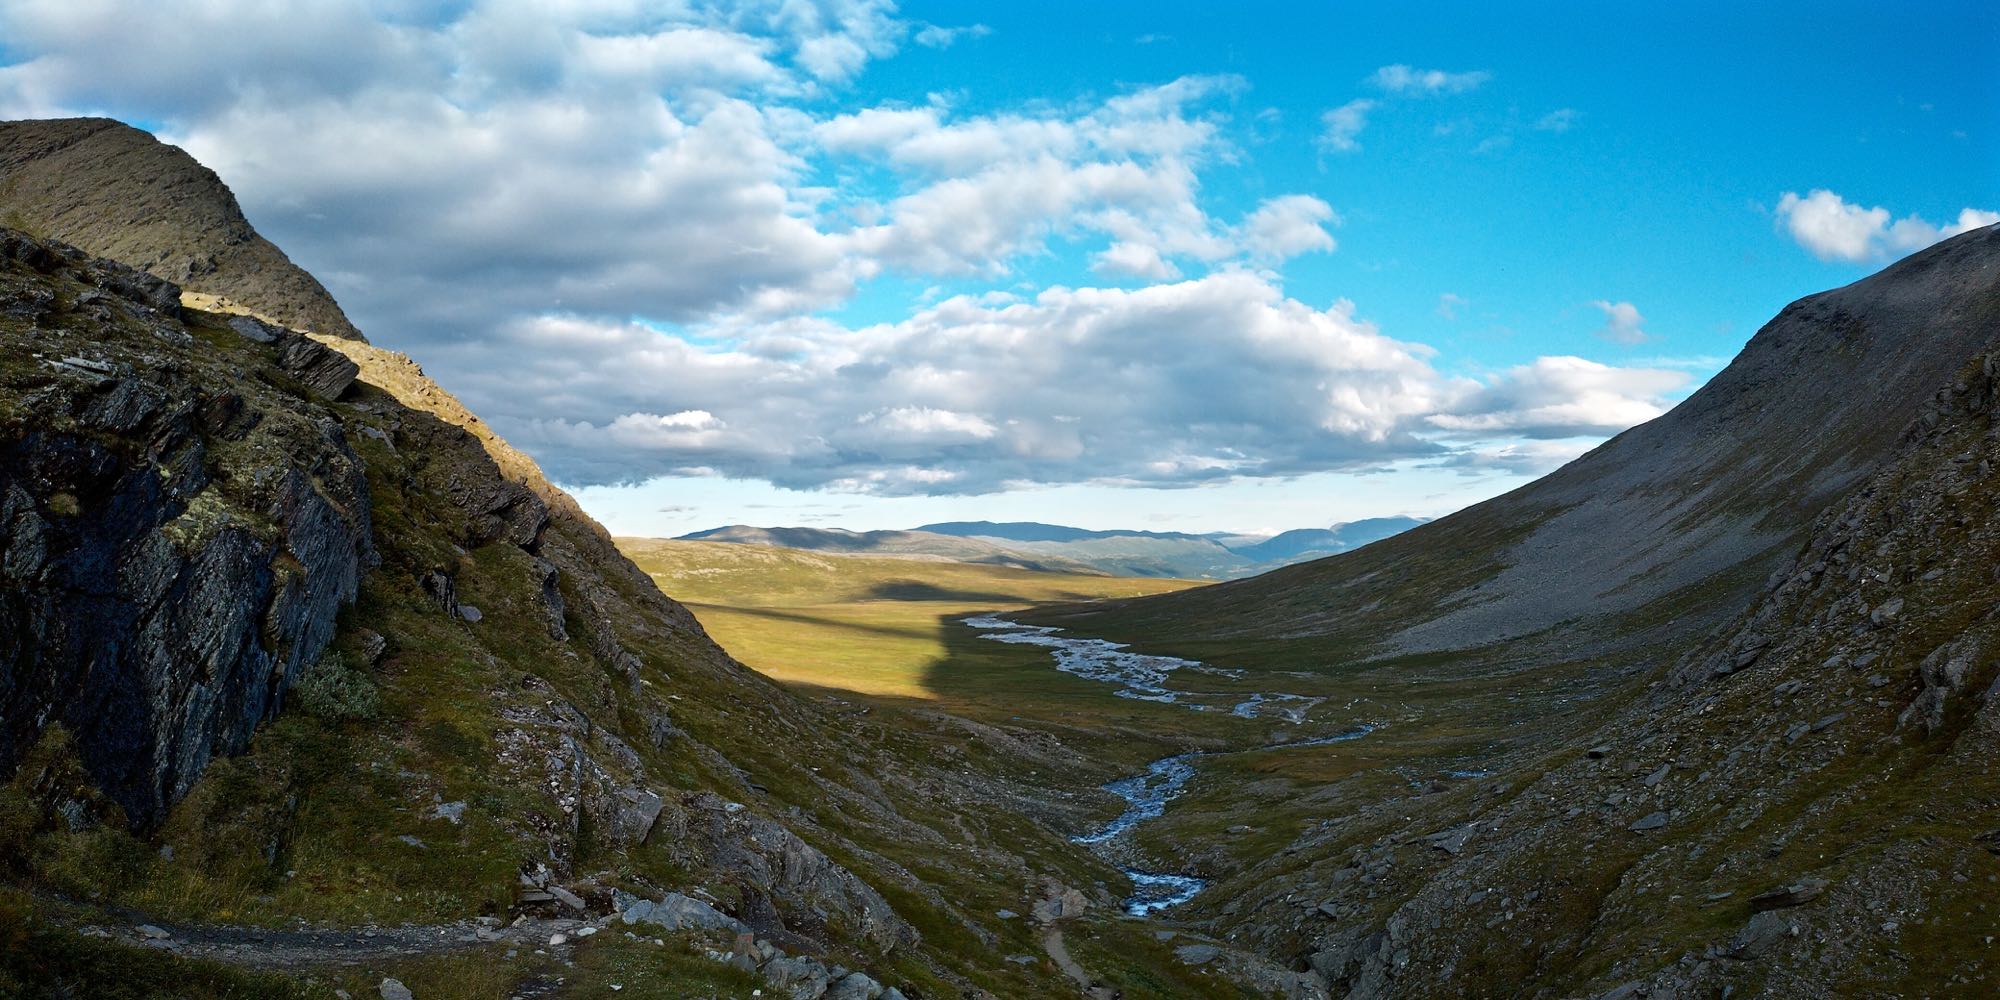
[0,117,364,341]
[674,790,919,951]
[0,228,374,826]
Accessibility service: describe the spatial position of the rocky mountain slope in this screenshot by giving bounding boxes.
[0,125,1260,1000]
[1044,225,2000,659]
[0,118,363,341]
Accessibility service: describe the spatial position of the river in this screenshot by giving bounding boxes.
[965,616,1374,916]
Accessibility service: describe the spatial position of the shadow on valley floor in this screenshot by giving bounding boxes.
[687,602,931,641]
[859,580,1024,603]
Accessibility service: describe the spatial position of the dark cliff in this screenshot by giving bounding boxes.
[0,229,373,827]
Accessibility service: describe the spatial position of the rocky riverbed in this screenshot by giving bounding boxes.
[967,616,1382,917]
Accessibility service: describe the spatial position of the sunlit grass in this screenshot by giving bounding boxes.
[619,538,1197,701]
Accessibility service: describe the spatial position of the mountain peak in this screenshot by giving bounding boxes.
[0,117,365,341]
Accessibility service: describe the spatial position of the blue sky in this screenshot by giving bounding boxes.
[2,1,1994,536]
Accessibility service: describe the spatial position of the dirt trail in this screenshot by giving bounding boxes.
[64,911,591,971]
[1041,928,1118,999]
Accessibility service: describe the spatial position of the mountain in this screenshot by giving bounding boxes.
[1046,226,2000,657]
[917,521,1210,543]
[1021,224,2000,996]
[679,523,1106,574]
[0,117,363,341]
[1212,517,1429,564]
[685,517,1429,580]
[0,121,1246,998]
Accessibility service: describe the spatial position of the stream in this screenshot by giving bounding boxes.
[962,616,1324,720]
[965,616,1374,916]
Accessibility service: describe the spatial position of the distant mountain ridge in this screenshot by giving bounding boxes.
[677,524,1109,575]
[679,516,1429,579]
[916,521,1212,543]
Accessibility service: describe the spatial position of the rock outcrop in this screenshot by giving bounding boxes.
[0,228,374,826]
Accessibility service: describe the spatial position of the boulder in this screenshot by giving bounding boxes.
[273,333,359,399]
[1031,885,1090,923]
[1175,944,1221,965]
[1749,878,1825,911]
[761,954,833,999]
[227,313,282,344]
[631,892,746,933]
[1725,911,1794,960]
[827,972,885,999]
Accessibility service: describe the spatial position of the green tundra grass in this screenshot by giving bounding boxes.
[618,537,1195,698]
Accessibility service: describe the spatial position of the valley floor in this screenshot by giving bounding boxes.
[613,538,1638,997]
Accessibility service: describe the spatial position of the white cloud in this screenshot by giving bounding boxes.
[1369,65,1491,95]
[1319,98,1376,153]
[1236,195,1338,263]
[1322,65,1491,156]
[0,3,1688,499]
[1534,108,1579,132]
[1591,300,1650,345]
[500,271,1465,491]
[475,275,1686,494]
[1092,242,1181,280]
[1437,439,1597,476]
[1436,293,1467,320]
[912,23,991,48]
[1774,189,1999,263]
[1430,357,1688,439]
[825,77,1300,277]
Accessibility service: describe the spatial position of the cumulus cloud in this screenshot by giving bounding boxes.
[1591,300,1650,345]
[1430,357,1688,439]
[1320,98,1376,153]
[0,3,1688,497]
[826,76,1311,277]
[1092,241,1182,280]
[464,274,1685,494]
[1774,189,1999,263]
[1369,65,1491,95]
[912,23,991,48]
[1436,439,1598,476]
[1236,195,1338,263]
[496,272,1463,491]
